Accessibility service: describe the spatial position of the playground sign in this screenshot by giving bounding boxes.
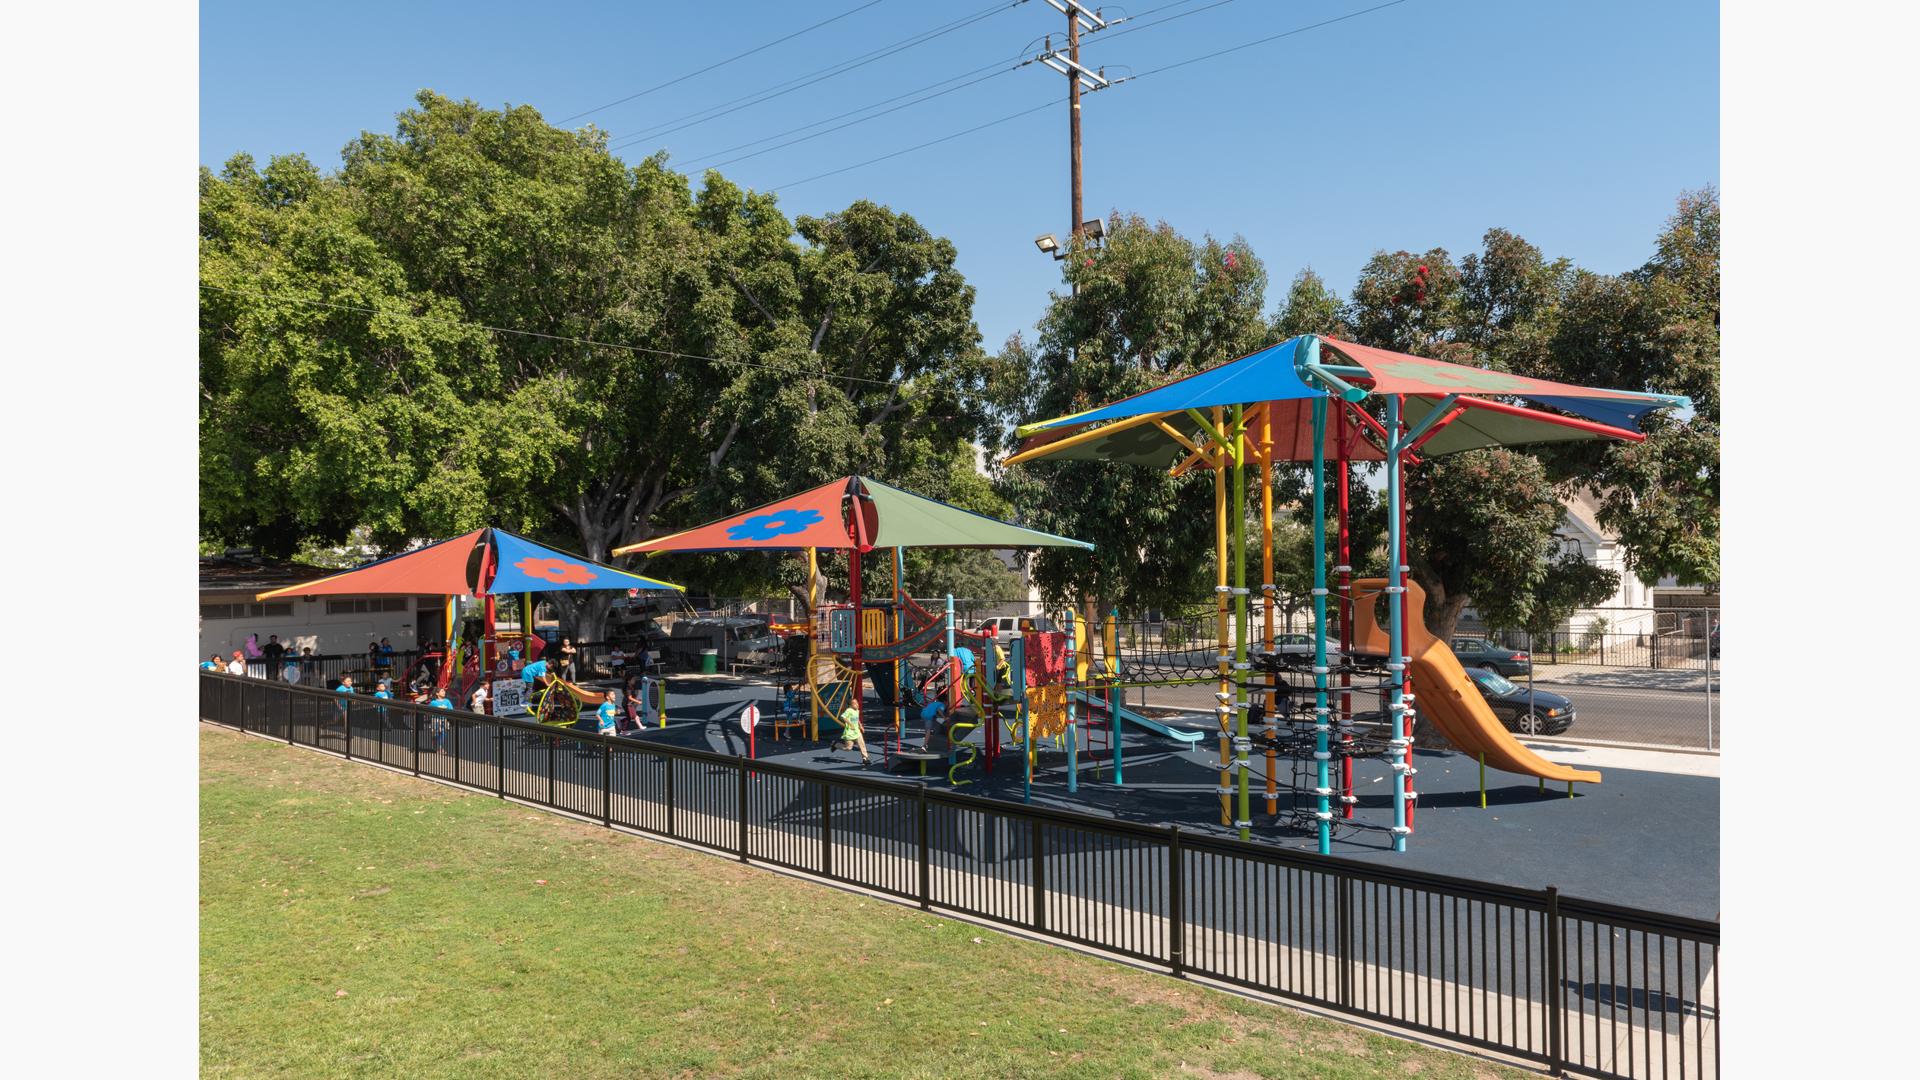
[739,702,760,735]
[494,679,528,717]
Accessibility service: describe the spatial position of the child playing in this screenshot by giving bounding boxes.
[427,688,453,753]
[372,678,396,729]
[596,695,619,738]
[834,701,871,766]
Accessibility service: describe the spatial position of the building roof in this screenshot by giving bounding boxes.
[199,553,337,595]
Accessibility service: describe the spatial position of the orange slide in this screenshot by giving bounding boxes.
[1351,578,1600,786]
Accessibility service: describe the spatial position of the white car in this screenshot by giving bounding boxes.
[1272,632,1344,658]
[975,615,1062,638]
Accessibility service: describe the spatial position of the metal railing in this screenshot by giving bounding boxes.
[199,671,1718,1078]
[220,649,426,686]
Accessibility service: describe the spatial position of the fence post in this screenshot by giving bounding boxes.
[285,690,295,745]
[1336,872,1353,1007]
[343,698,352,762]
[547,735,556,807]
[736,760,749,862]
[412,710,421,776]
[603,744,613,827]
[1167,826,1184,976]
[666,756,676,837]
[917,783,931,911]
[1545,885,1565,1076]
[821,784,833,879]
[1030,817,1046,932]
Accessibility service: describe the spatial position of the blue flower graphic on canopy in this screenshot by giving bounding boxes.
[727,507,825,542]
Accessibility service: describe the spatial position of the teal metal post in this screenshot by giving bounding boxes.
[1386,394,1410,852]
[1064,609,1078,794]
[1110,607,1123,786]
[1310,395,1333,854]
[944,594,956,658]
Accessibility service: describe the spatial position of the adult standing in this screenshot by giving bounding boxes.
[261,634,286,680]
[559,637,578,681]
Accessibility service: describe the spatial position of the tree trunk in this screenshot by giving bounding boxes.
[1421,580,1471,644]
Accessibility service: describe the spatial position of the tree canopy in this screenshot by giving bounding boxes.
[201,92,1002,631]
[995,193,1720,638]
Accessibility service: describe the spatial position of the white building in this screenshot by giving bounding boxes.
[198,552,445,659]
[1552,490,1715,640]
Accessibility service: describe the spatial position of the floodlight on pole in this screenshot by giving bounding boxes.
[1035,233,1063,259]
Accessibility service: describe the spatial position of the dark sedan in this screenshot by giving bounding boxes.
[1450,636,1532,677]
[1465,667,1574,736]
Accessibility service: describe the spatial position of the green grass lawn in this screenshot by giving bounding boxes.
[200,727,1524,1079]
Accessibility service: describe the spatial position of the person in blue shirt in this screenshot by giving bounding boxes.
[332,674,356,728]
[372,679,396,729]
[520,657,550,687]
[427,688,453,752]
[596,696,619,737]
[201,654,222,671]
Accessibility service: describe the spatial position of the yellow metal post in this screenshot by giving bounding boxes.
[806,546,820,741]
[1213,406,1231,828]
[1261,403,1278,816]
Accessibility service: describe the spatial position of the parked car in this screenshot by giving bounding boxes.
[1461,667,1574,736]
[1272,632,1344,659]
[660,616,781,669]
[975,615,1062,638]
[1449,636,1532,677]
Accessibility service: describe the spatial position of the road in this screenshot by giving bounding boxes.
[1131,671,1719,752]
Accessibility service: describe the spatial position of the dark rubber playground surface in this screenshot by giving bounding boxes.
[610,676,1718,920]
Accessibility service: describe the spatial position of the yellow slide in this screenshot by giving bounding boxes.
[1350,578,1600,785]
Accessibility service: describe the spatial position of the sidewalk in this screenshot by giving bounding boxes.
[1527,663,1717,692]
[1521,740,1720,778]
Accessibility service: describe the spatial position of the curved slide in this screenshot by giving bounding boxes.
[1070,690,1206,747]
[1350,578,1600,785]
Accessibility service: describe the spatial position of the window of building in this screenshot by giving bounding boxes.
[201,601,295,620]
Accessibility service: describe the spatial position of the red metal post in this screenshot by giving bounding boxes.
[1337,405,1355,819]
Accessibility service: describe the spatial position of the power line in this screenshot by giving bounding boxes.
[769,96,1060,192]
[1077,0,1242,53]
[697,61,1028,170]
[645,0,1221,173]
[677,55,1023,167]
[557,0,893,125]
[197,284,905,389]
[1128,0,1413,80]
[759,0,1415,193]
[608,0,1028,150]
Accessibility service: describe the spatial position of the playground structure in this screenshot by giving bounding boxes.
[1006,333,1687,852]
[259,527,683,724]
[616,476,1121,798]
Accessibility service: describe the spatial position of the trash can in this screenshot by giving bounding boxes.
[699,648,719,675]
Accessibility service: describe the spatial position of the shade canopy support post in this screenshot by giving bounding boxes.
[1311,395,1332,854]
[1386,394,1410,853]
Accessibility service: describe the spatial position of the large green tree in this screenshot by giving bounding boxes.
[992,215,1271,617]
[1342,192,1720,638]
[201,93,998,634]
[998,195,1718,640]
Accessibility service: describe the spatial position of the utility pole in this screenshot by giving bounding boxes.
[1029,1,1113,283]
[1067,7,1085,244]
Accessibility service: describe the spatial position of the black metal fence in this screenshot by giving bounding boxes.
[199,671,1717,1079]
[222,649,426,686]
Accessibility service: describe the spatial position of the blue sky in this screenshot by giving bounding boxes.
[201,0,1718,352]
